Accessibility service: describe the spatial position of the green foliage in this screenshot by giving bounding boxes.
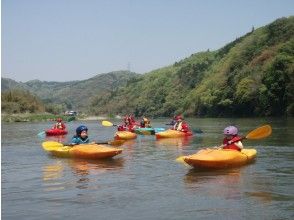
[2,90,45,114]
[2,17,293,117]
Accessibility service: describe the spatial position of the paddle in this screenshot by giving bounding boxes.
[192,128,203,134]
[37,117,75,136]
[42,139,126,151]
[176,124,272,164]
[102,120,118,127]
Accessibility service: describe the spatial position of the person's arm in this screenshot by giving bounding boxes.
[235,141,244,149]
[71,137,80,145]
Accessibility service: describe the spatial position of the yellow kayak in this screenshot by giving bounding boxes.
[115,131,137,140]
[43,144,122,159]
[156,129,193,139]
[183,148,257,169]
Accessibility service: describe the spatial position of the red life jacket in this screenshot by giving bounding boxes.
[223,136,242,151]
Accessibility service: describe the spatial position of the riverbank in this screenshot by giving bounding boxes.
[1,113,121,123]
[1,113,75,123]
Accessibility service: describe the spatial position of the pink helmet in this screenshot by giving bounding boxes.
[223,126,238,135]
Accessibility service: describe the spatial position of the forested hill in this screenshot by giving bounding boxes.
[2,71,139,111]
[90,16,294,117]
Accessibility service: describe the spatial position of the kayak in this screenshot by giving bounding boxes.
[45,129,68,136]
[183,148,257,169]
[156,129,193,139]
[115,131,137,140]
[43,144,122,159]
[134,127,165,135]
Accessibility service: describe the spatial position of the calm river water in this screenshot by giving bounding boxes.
[2,118,294,219]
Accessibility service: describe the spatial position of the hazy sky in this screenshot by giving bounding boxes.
[2,0,294,82]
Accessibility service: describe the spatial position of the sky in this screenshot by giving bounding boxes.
[2,0,294,82]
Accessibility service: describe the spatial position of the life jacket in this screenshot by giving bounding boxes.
[173,121,183,131]
[118,125,127,131]
[181,123,190,133]
[71,135,89,144]
[223,136,243,151]
[173,121,190,133]
[54,122,66,130]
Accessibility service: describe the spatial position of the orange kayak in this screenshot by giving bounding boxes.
[183,148,257,169]
[45,144,122,159]
[156,129,192,139]
[115,131,137,140]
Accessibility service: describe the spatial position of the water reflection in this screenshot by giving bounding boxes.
[42,158,124,191]
[42,161,66,192]
[184,168,244,200]
[44,135,68,143]
[155,136,193,149]
[245,191,273,203]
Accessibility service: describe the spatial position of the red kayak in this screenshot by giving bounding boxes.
[45,129,68,136]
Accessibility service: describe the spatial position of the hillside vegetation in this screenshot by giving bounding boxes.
[2,90,45,114]
[89,17,294,117]
[2,71,138,113]
[2,17,293,118]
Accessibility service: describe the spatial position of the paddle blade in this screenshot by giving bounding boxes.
[102,120,114,127]
[42,141,64,151]
[246,125,272,140]
[37,131,45,136]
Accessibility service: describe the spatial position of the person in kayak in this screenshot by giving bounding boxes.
[118,115,131,131]
[172,115,191,133]
[71,125,90,145]
[52,118,66,130]
[167,115,177,126]
[140,117,151,128]
[222,126,244,151]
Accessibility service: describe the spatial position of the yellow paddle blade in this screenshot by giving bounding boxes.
[246,125,272,140]
[102,120,114,127]
[42,141,64,151]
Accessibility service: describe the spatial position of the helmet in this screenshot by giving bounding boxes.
[175,115,183,120]
[223,126,238,135]
[57,118,62,122]
[76,125,88,135]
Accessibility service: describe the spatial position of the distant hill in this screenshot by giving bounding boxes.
[2,71,139,112]
[3,17,293,117]
[1,77,30,91]
[89,16,294,117]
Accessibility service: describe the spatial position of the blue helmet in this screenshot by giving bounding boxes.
[76,125,88,135]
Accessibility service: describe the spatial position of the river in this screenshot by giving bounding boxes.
[1,117,294,219]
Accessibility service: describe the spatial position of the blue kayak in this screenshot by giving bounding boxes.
[134,127,165,135]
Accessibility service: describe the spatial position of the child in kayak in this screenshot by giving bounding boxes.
[53,118,66,130]
[140,117,152,128]
[71,125,90,145]
[222,126,243,151]
[172,115,191,133]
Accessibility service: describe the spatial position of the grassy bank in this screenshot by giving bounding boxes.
[1,113,76,123]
